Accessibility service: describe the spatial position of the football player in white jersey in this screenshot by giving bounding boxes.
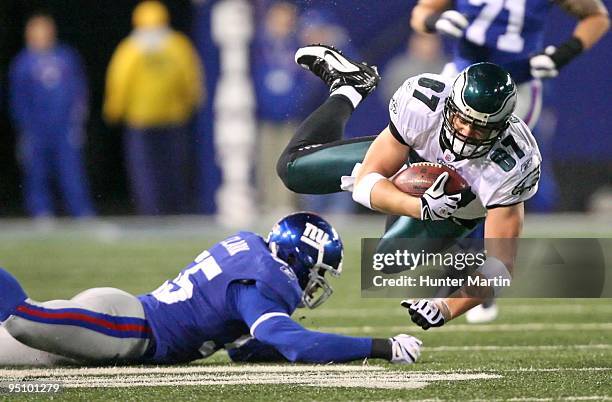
[411,0,608,322]
[277,44,541,329]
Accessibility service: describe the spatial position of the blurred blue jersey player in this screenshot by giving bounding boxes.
[412,0,609,129]
[0,213,421,366]
[8,12,94,218]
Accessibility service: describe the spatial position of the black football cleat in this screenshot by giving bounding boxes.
[295,44,381,98]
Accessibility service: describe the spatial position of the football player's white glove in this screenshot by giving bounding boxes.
[530,37,584,79]
[389,334,422,364]
[530,46,559,78]
[420,172,473,221]
[425,10,469,38]
[401,299,451,330]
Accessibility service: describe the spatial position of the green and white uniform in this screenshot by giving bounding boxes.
[386,73,541,216]
[278,73,541,239]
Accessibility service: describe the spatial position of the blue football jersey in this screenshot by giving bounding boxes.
[453,0,552,83]
[9,44,88,131]
[138,231,302,364]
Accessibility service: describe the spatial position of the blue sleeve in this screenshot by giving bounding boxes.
[232,283,373,363]
[65,47,89,123]
[8,55,29,128]
[227,338,287,362]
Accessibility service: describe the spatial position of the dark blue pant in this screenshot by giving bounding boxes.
[124,126,190,215]
[18,126,94,217]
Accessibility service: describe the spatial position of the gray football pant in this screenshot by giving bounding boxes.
[1,287,150,366]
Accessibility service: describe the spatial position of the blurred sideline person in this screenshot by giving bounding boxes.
[0,213,421,366]
[252,1,304,214]
[9,12,95,219]
[103,1,204,215]
[276,45,541,330]
[410,0,609,322]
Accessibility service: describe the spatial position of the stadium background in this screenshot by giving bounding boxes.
[0,0,610,217]
[0,2,610,399]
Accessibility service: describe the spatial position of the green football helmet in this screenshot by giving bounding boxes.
[442,62,517,159]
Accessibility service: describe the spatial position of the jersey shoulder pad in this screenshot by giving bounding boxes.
[389,73,451,146]
[486,121,542,207]
[236,230,261,242]
[254,253,302,312]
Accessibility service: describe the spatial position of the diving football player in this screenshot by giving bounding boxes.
[276,45,541,329]
[410,0,609,322]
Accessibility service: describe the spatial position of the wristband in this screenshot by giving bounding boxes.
[551,37,584,68]
[434,298,452,321]
[352,172,386,210]
[370,338,392,360]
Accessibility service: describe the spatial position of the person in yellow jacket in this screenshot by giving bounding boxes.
[104,1,204,215]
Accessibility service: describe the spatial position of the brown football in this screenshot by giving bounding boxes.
[391,162,469,197]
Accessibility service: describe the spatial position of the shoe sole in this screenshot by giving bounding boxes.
[465,304,499,324]
[295,45,361,73]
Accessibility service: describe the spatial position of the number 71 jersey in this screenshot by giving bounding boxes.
[389,73,542,220]
[453,0,551,83]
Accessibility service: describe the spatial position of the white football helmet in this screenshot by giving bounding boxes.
[442,62,517,159]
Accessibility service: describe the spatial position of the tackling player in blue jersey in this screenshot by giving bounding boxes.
[0,213,421,366]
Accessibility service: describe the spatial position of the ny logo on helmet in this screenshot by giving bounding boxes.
[301,222,330,249]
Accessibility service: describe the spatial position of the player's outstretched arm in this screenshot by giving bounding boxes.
[410,0,453,33]
[558,0,610,49]
[402,204,523,329]
[231,283,421,364]
[250,315,421,364]
[531,0,609,78]
[227,338,287,363]
[445,203,522,318]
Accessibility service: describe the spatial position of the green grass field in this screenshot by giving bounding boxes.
[0,217,611,401]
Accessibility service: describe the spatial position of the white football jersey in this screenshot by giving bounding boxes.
[389,73,542,220]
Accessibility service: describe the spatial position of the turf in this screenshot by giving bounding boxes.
[0,224,610,401]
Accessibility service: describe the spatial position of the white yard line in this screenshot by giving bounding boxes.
[3,365,609,378]
[0,365,501,390]
[314,322,612,333]
[1,365,609,391]
[0,364,382,378]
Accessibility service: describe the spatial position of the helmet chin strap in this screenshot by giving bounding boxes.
[268,241,278,256]
[439,127,468,162]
